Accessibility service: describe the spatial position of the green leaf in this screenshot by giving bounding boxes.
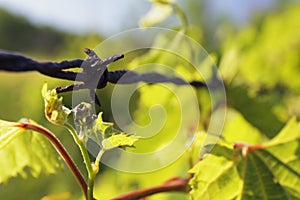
[0,119,62,183]
[238,151,288,199]
[94,112,115,138]
[139,3,174,27]
[227,86,284,138]
[264,117,300,191]
[254,150,300,199]
[265,117,300,147]
[189,144,241,200]
[90,112,138,150]
[190,145,241,199]
[102,133,138,151]
[221,108,263,144]
[189,118,300,199]
[0,120,22,150]
[41,83,71,125]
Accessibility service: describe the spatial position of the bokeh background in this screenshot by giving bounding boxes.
[0,0,300,199]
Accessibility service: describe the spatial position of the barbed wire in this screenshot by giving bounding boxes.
[0,48,206,106]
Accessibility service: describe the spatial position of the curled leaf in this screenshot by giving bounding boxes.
[93,112,115,138]
[42,83,71,125]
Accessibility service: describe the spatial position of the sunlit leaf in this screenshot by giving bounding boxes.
[265,117,300,147]
[264,117,300,181]
[0,119,62,183]
[0,120,22,149]
[189,118,300,199]
[189,144,241,200]
[221,108,263,144]
[227,86,284,138]
[90,112,138,150]
[93,112,115,138]
[102,133,138,150]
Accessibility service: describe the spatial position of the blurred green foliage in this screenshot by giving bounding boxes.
[0,8,104,200]
[1,1,300,200]
[220,3,300,138]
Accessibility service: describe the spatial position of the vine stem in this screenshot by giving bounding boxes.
[93,149,106,174]
[64,123,96,200]
[111,176,191,200]
[16,123,88,199]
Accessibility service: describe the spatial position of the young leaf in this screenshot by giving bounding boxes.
[102,133,138,151]
[41,83,71,125]
[189,118,300,199]
[93,112,115,138]
[91,112,138,150]
[0,119,62,183]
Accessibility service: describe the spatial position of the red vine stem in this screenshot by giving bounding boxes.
[17,123,88,199]
[111,176,191,200]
